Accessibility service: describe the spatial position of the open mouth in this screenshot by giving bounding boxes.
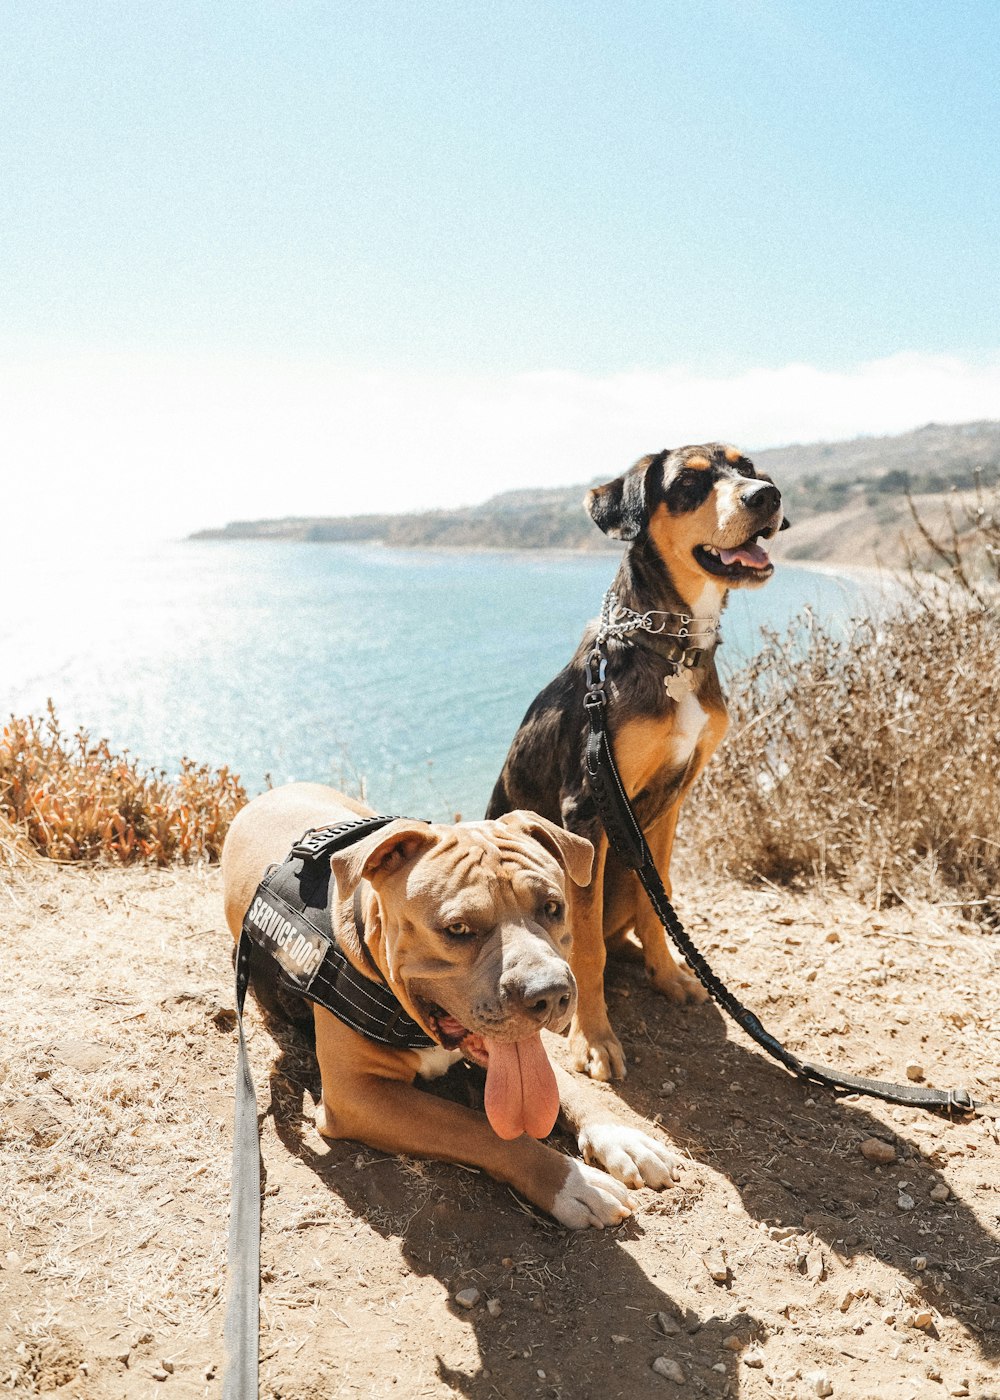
[421,1002,560,1140]
[693,533,774,582]
[425,1003,489,1065]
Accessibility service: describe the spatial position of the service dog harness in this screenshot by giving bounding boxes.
[241,819,434,1050]
[224,815,432,1399]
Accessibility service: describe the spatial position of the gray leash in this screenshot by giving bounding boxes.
[223,930,260,1400]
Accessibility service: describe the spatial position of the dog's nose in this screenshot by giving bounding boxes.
[511,968,575,1025]
[742,481,781,516]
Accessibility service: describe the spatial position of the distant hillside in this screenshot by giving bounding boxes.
[191,419,1000,566]
[192,488,619,552]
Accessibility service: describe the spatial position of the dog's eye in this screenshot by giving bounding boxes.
[732,462,755,478]
[443,920,473,937]
[542,899,563,920]
[665,469,713,513]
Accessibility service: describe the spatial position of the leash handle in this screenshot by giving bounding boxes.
[583,665,985,1119]
[223,931,261,1400]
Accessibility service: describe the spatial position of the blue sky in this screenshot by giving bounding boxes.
[2,1,999,537]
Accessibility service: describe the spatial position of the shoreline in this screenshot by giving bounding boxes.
[190,533,908,586]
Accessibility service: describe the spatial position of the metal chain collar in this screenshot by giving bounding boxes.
[592,589,721,699]
[595,588,720,651]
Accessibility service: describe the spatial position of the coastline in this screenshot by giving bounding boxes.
[192,533,907,585]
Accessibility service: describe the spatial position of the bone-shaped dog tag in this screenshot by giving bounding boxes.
[664,668,695,701]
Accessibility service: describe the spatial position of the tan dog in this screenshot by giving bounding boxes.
[488,444,786,1080]
[222,783,680,1228]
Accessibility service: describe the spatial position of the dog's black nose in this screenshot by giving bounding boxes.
[742,481,781,516]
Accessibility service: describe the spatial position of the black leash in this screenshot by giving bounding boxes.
[583,648,990,1118]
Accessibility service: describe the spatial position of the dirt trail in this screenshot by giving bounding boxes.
[1,856,998,1399]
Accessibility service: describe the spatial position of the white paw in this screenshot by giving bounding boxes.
[550,1158,634,1229]
[578,1122,682,1190]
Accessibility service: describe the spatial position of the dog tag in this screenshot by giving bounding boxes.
[664,668,695,700]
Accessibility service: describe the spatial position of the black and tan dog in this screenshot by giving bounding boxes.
[487,444,787,1081]
[223,783,680,1228]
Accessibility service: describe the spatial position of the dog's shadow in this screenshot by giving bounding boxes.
[261,1012,761,1399]
[602,957,1000,1359]
[256,966,998,1399]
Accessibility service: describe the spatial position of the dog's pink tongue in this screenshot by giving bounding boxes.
[483,1034,560,1140]
[720,540,770,569]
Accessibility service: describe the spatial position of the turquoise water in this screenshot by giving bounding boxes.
[1,540,873,820]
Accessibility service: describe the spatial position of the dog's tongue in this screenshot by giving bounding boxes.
[483,1034,560,1140]
[719,540,770,569]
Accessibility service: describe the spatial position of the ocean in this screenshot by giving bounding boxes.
[1,540,876,820]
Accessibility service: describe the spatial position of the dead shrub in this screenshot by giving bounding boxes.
[682,488,1000,921]
[905,470,1000,599]
[0,702,246,866]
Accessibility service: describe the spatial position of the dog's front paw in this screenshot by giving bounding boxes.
[550,1157,634,1229]
[648,961,709,1004]
[569,1024,626,1081]
[579,1122,682,1190]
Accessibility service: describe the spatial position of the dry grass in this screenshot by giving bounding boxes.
[684,487,1000,921]
[0,701,246,866]
[905,470,1000,598]
[0,858,232,1396]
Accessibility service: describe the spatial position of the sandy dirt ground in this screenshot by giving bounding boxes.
[1,852,998,1400]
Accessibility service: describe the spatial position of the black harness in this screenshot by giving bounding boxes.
[241,818,433,1050]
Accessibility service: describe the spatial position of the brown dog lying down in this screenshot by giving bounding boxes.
[488,443,786,1081]
[222,783,680,1228]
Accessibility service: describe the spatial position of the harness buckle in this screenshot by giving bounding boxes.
[947,1087,975,1114]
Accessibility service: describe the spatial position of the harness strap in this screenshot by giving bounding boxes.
[583,682,991,1119]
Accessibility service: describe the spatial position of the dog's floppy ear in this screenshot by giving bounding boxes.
[585,454,659,541]
[499,811,594,887]
[329,820,437,900]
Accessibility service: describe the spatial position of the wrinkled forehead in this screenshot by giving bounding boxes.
[664,443,758,479]
[406,824,562,905]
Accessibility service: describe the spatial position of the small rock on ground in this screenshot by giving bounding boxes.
[702,1248,729,1282]
[652,1356,685,1383]
[859,1137,896,1164]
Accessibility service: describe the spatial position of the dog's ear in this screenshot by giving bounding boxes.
[585,454,659,541]
[499,811,594,887]
[329,820,437,900]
